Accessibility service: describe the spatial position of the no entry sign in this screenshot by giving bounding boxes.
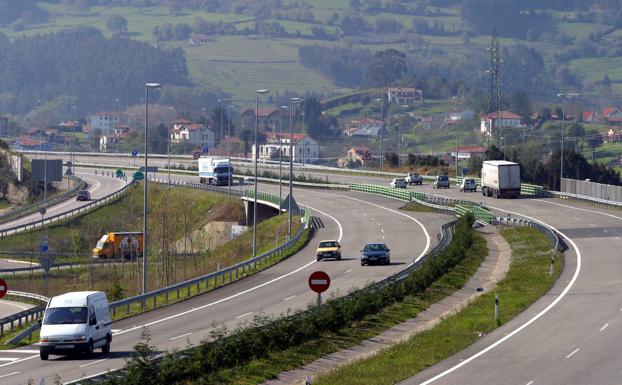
[0,278,7,299]
[308,271,330,293]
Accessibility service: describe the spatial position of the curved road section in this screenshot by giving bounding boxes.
[26,159,622,385]
[0,175,444,384]
[0,171,127,241]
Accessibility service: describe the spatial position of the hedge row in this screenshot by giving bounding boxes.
[107,214,476,385]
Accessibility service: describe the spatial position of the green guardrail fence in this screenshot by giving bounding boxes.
[351,183,496,224]
[243,189,283,207]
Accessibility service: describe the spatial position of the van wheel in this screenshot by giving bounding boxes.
[102,338,111,354]
[87,340,94,357]
[40,351,49,360]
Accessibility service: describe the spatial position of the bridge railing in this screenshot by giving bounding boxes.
[0,290,48,337]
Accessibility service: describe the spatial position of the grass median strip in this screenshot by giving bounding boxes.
[313,226,562,385]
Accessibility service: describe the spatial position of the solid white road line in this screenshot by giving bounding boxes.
[79,359,107,368]
[0,358,17,362]
[600,323,609,331]
[566,348,580,359]
[419,205,582,385]
[526,381,534,385]
[0,371,19,378]
[110,203,344,339]
[283,295,296,301]
[1,350,39,354]
[169,332,192,341]
[236,312,253,319]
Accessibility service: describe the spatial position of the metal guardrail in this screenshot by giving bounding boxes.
[0,290,49,337]
[80,217,456,384]
[0,179,135,238]
[0,176,86,225]
[552,191,622,210]
[350,183,496,224]
[107,210,310,319]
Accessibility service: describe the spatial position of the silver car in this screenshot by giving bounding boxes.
[432,175,450,189]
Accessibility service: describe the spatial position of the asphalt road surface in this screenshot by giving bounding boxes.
[0,299,35,320]
[0,172,446,384]
[0,170,127,236]
[8,157,622,385]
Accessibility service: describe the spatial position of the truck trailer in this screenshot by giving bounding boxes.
[481,160,521,198]
[198,157,233,186]
[92,232,143,259]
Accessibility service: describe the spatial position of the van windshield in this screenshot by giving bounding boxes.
[96,241,105,248]
[43,307,88,325]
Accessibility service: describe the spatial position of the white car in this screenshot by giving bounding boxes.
[405,172,423,185]
[460,178,477,192]
[390,178,407,188]
[39,291,112,360]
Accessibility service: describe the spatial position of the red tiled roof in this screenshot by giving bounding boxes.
[267,132,307,143]
[583,111,595,121]
[607,117,622,122]
[387,87,418,92]
[603,107,617,117]
[481,111,522,120]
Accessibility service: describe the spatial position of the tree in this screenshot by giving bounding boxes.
[384,152,398,167]
[510,90,532,120]
[365,49,406,88]
[174,23,192,40]
[239,128,253,157]
[106,15,128,35]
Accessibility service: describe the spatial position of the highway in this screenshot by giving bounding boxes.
[0,171,447,384]
[0,299,35,320]
[0,170,128,236]
[4,156,622,385]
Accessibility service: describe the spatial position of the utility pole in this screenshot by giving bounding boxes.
[288,98,302,238]
[486,30,501,148]
[253,90,269,258]
[557,92,579,190]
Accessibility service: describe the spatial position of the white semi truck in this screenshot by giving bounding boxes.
[481,160,521,198]
[198,157,233,186]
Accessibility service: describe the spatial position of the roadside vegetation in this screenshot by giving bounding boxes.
[96,215,483,385]
[1,213,303,302]
[313,226,562,385]
[0,182,243,260]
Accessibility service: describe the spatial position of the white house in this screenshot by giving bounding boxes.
[480,111,522,135]
[88,112,134,133]
[450,146,486,160]
[344,117,383,137]
[252,133,319,164]
[447,109,474,122]
[170,119,215,149]
[387,87,423,105]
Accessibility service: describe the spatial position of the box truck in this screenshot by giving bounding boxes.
[481,160,521,198]
[92,232,143,259]
[39,291,112,360]
[198,157,233,186]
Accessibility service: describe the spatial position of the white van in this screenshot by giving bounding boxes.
[39,291,112,360]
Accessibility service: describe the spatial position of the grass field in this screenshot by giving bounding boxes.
[314,227,562,385]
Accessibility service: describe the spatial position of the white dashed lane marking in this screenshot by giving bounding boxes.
[600,323,609,331]
[236,312,253,319]
[169,332,192,341]
[566,348,580,358]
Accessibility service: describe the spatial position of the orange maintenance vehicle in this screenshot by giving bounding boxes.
[92,232,143,259]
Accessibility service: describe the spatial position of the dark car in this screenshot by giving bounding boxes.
[360,243,391,266]
[76,190,91,201]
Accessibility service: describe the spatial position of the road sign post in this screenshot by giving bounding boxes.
[131,148,138,166]
[0,278,7,299]
[308,271,330,306]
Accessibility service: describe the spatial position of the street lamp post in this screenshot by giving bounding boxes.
[288,97,302,238]
[253,89,269,259]
[557,92,579,190]
[167,107,175,189]
[278,105,287,205]
[143,82,161,294]
[226,105,236,198]
[218,99,224,146]
[375,98,384,170]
